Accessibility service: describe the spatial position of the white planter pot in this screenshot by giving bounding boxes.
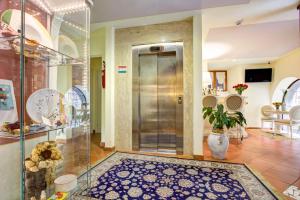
[207,133,229,159]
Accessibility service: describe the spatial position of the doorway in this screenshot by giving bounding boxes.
[132,43,183,154]
[90,57,102,137]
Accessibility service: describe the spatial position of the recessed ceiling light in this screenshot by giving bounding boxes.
[236,19,243,26]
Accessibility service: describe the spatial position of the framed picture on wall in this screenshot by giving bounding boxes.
[209,71,228,91]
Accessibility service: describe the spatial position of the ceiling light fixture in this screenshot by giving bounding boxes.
[235,19,243,26]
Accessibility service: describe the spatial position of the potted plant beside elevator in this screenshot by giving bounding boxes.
[203,104,246,159]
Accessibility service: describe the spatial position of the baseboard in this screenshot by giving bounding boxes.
[100,142,105,148]
[193,155,204,160]
[99,142,115,151]
[104,146,115,151]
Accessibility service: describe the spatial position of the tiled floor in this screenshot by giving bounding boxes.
[90,133,114,165]
[204,128,300,199]
[60,133,113,176]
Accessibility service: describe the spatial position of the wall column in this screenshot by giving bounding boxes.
[103,25,115,147]
[193,14,203,157]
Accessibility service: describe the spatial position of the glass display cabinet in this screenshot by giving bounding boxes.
[0,0,92,199]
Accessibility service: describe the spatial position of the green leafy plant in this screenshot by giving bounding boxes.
[203,104,246,133]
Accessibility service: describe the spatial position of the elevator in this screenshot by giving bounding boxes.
[132,43,183,154]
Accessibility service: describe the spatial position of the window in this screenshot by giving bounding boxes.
[283,79,300,110]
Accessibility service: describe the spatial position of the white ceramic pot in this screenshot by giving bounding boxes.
[54,174,77,192]
[207,132,229,159]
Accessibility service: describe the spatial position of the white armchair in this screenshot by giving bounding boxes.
[224,94,245,142]
[225,94,244,113]
[261,105,276,129]
[274,105,300,139]
[202,95,218,136]
[202,95,217,108]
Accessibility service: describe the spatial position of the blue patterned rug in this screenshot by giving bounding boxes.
[73,152,278,200]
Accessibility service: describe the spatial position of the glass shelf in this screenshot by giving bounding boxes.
[0,125,66,139]
[0,123,89,139]
[0,35,85,66]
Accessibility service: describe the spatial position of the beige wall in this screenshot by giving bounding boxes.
[90,27,106,136]
[91,58,102,133]
[209,48,300,127]
[114,19,194,154]
[91,27,106,57]
[271,48,300,99]
[226,64,272,127]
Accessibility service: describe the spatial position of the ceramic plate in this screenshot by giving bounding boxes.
[1,9,53,48]
[26,89,64,123]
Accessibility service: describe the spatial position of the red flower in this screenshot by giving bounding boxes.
[233,83,248,94]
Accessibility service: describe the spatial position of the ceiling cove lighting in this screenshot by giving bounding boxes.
[29,0,52,14]
[203,42,231,60]
[52,3,87,14]
[29,0,88,15]
[132,42,183,49]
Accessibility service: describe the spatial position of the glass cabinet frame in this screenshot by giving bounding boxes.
[0,0,92,199]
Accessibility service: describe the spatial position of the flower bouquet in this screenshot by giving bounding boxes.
[233,83,248,95]
[25,141,63,199]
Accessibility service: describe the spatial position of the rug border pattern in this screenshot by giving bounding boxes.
[72,151,279,200]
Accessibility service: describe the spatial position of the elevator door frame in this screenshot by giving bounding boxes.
[132,43,183,155]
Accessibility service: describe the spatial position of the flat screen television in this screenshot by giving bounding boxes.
[245,68,272,82]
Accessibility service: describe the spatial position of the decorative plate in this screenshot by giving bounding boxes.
[26,89,64,123]
[1,9,53,49]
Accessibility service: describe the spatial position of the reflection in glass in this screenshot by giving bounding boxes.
[284,80,300,110]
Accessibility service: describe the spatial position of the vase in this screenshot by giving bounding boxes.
[25,168,47,199]
[237,90,242,95]
[207,133,229,159]
[45,166,57,186]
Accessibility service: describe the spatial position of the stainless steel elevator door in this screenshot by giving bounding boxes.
[139,55,158,150]
[157,54,177,151]
[139,53,177,153]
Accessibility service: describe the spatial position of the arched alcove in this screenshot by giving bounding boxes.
[283,79,300,110]
[272,77,298,103]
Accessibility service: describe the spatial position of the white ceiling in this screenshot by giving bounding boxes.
[206,19,300,61]
[202,0,299,29]
[91,0,249,23]
[89,0,300,67]
[203,0,300,67]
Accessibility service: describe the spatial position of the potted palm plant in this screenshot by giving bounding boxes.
[203,104,246,159]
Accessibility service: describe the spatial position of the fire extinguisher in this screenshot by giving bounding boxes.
[101,61,105,89]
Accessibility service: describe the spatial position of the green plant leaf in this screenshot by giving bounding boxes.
[202,104,246,130]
